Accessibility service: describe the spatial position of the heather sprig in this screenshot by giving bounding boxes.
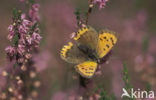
[74,0,109,27]
[6,7,41,60]
[100,89,116,100]
[122,63,135,100]
[74,8,81,27]
[0,0,41,99]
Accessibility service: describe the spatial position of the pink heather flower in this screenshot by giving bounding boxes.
[32,4,40,12]
[8,25,14,32]
[32,32,42,42]
[22,19,31,27]
[26,35,33,45]
[34,27,40,32]
[18,25,28,34]
[19,17,31,34]
[21,13,26,19]
[29,4,40,23]
[7,25,15,41]
[17,44,25,55]
[19,34,26,44]
[5,46,16,57]
[94,0,108,9]
[7,32,14,41]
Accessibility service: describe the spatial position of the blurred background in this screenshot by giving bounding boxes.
[0,0,156,100]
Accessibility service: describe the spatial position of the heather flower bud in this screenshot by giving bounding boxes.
[0,93,6,99]
[32,32,42,41]
[18,58,24,63]
[31,91,38,97]
[8,25,14,32]
[2,71,8,77]
[18,95,23,100]
[16,76,21,80]
[29,4,40,23]
[5,46,16,57]
[94,0,108,9]
[10,97,16,100]
[30,71,36,78]
[8,87,13,92]
[33,81,41,87]
[21,65,27,71]
[17,80,23,85]
[26,35,33,45]
[17,44,25,55]
[25,53,32,59]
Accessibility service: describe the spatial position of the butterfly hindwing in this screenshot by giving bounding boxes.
[60,42,88,64]
[74,26,98,50]
[75,61,97,78]
[96,30,117,58]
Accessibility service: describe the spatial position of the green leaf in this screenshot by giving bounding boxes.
[74,9,82,27]
[29,0,35,4]
[32,23,38,31]
[13,63,17,69]
[145,82,151,93]
[12,8,17,19]
[17,10,22,19]
[99,89,116,100]
[142,35,149,53]
[13,34,19,47]
[74,8,81,23]
[84,11,88,21]
[122,63,135,100]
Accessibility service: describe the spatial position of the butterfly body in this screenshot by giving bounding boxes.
[60,26,117,78]
[78,45,98,61]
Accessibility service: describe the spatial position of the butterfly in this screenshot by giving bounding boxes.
[60,26,117,78]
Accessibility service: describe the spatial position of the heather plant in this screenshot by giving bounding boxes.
[122,63,135,100]
[0,0,41,99]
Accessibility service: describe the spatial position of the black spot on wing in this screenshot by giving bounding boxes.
[89,67,94,70]
[103,36,107,39]
[110,37,115,45]
[106,44,109,48]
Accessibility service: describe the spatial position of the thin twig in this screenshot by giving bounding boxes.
[85,0,94,25]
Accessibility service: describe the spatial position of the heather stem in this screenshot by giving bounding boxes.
[79,75,94,99]
[85,0,94,25]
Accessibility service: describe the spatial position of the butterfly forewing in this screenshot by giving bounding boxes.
[60,42,88,64]
[96,30,117,58]
[74,26,98,50]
